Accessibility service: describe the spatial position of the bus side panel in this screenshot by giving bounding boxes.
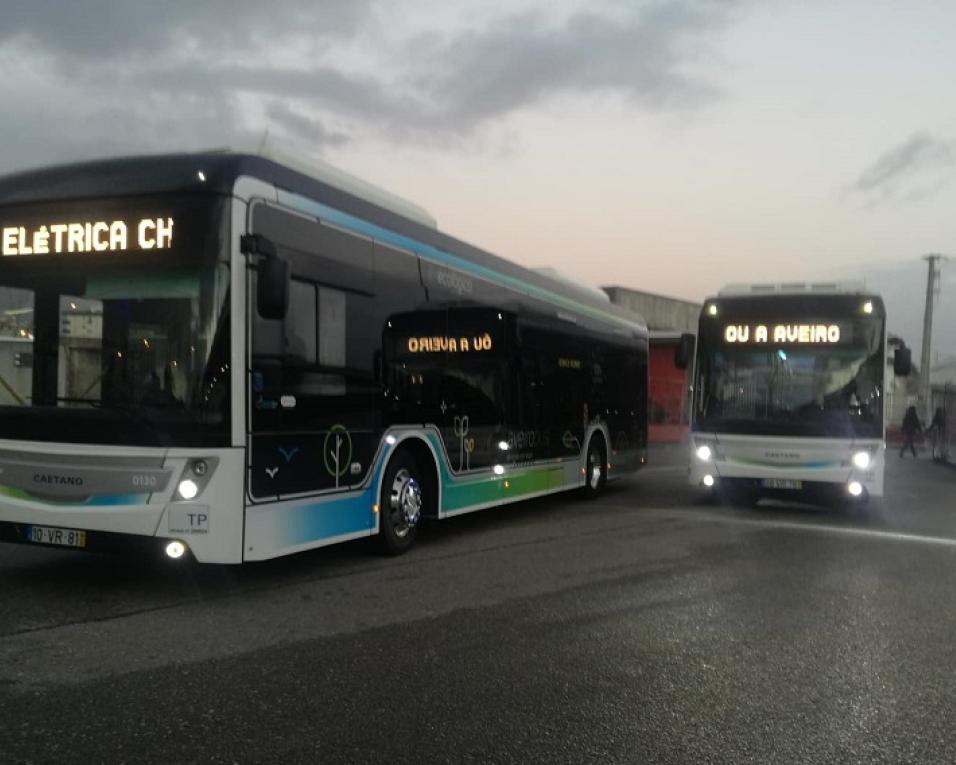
[159,448,247,564]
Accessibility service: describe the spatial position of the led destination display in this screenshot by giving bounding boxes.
[2,217,174,256]
[723,323,844,345]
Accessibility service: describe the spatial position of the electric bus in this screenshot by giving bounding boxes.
[686,283,910,505]
[0,149,648,563]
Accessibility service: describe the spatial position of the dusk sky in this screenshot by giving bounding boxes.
[1,0,953,360]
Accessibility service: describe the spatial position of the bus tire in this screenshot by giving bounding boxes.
[378,449,426,555]
[581,434,608,499]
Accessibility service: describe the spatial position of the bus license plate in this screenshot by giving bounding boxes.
[762,478,803,490]
[25,525,87,548]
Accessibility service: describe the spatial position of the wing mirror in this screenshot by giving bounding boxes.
[241,233,289,320]
[894,346,912,377]
[675,333,696,370]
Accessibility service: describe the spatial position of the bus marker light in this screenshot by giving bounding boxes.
[848,481,864,497]
[372,504,380,514]
[177,479,199,500]
[498,440,510,451]
[852,451,870,470]
[702,474,715,488]
[504,480,510,489]
[165,540,187,560]
[385,435,397,445]
[863,301,873,314]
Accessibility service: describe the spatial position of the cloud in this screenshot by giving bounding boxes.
[414,2,732,130]
[265,103,350,148]
[0,1,738,173]
[0,0,369,60]
[849,133,955,206]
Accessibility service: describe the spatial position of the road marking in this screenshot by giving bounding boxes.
[639,466,684,474]
[677,509,956,548]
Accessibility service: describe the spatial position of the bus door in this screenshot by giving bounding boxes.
[246,203,378,502]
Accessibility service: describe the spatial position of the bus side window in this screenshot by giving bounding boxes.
[318,286,346,368]
[286,280,317,364]
[250,272,316,363]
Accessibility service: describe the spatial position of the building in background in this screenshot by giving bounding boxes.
[603,286,701,443]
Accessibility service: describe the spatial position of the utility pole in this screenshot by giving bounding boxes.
[920,254,946,423]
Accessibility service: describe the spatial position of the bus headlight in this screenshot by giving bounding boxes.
[165,540,187,559]
[847,481,864,497]
[177,479,199,500]
[702,474,715,488]
[695,445,713,462]
[851,451,871,470]
[171,457,219,501]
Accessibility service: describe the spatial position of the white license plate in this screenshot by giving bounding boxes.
[762,478,803,490]
[25,525,87,548]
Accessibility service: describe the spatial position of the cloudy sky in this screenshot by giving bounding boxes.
[1,0,954,360]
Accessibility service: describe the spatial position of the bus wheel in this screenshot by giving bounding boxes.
[379,451,425,555]
[582,435,607,499]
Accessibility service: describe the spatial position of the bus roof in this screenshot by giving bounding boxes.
[0,150,646,337]
[717,282,868,297]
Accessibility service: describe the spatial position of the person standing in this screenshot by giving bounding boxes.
[929,407,946,461]
[900,405,924,458]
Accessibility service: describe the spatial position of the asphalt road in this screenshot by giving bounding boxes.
[2,448,956,764]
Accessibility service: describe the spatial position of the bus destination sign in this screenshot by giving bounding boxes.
[723,323,843,345]
[2,217,174,257]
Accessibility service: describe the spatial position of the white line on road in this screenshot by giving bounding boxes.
[674,509,956,549]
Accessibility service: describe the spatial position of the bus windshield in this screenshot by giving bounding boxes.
[695,317,884,438]
[0,258,230,446]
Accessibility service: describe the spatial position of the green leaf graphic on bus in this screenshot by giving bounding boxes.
[323,425,353,485]
[562,431,581,452]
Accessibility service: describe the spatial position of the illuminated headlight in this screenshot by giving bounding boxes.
[493,464,505,476]
[498,441,510,451]
[852,451,871,470]
[695,445,713,462]
[165,540,187,559]
[702,474,715,488]
[177,479,199,500]
[847,481,864,497]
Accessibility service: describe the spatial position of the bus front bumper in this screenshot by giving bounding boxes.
[689,454,884,500]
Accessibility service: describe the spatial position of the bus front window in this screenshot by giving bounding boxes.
[695,319,884,439]
[0,261,230,447]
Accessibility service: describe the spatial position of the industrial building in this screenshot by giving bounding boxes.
[603,286,700,443]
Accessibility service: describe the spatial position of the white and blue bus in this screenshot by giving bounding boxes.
[686,283,910,506]
[0,150,648,562]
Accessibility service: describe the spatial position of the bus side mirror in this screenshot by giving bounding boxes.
[675,333,695,370]
[894,346,912,377]
[258,257,290,320]
[241,234,289,320]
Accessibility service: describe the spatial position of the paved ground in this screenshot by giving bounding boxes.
[2,448,956,764]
